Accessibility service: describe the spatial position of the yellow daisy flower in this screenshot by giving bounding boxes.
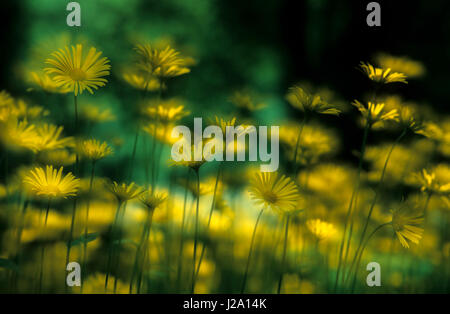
[78,139,113,162]
[248,172,300,214]
[359,61,408,84]
[390,207,424,248]
[352,100,399,127]
[34,124,74,152]
[23,165,80,199]
[286,86,341,116]
[134,44,190,79]
[139,189,168,211]
[107,181,143,203]
[45,44,111,96]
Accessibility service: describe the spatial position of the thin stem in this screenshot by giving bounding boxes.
[191,169,200,293]
[350,222,390,292]
[128,129,140,181]
[176,168,191,292]
[346,129,406,284]
[104,201,123,290]
[39,199,51,293]
[241,208,264,294]
[136,210,154,293]
[292,115,307,177]
[194,162,223,281]
[81,160,96,292]
[277,215,290,294]
[334,122,370,291]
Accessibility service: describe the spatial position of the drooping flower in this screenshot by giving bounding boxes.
[306,219,336,241]
[248,172,301,214]
[23,165,80,199]
[78,139,113,162]
[390,206,424,248]
[286,86,341,116]
[134,44,190,79]
[359,62,408,84]
[106,181,143,203]
[45,44,111,96]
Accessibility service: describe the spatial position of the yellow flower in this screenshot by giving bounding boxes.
[414,168,450,196]
[229,90,265,112]
[38,149,76,167]
[390,207,424,248]
[306,219,336,241]
[122,68,162,92]
[79,139,113,162]
[286,86,341,116]
[139,189,168,211]
[23,165,80,199]
[375,53,425,78]
[209,116,237,135]
[248,172,300,214]
[359,61,408,84]
[107,181,143,203]
[169,140,210,171]
[80,105,115,124]
[134,44,190,79]
[45,44,111,96]
[141,99,190,125]
[34,124,74,152]
[0,90,14,107]
[28,71,71,94]
[352,100,399,127]
[10,99,49,121]
[0,119,39,152]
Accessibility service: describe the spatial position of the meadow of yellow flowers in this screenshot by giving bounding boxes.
[0,35,448,295]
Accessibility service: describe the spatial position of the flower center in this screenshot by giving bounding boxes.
[263,190,278,204]
[69,68,87,81]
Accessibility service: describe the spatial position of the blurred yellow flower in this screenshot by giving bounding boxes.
[306,219,336,241]
[248,172,300,214]
[23,165,80,199]
[34,124,74,152]
[122,68,162,92]
[139,189,167,211]
[286,86,341,116]
[359,61,408,84]
[28,71,71,94]
[79,139,113,162]
[375,53,425,78]
[38,149,76,167]
[229,90,265,112]
[141,99,189,125]
[413,167,450,196]
[107,181,143,203]
[80,105,115,124]
[135,44,190,79]
[0,119,39,152]
[45,44,111,96]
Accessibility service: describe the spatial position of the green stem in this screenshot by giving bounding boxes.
[277,215,290,294]
[176,168,191,292]
[39,199,51,293]
[81,160,96,292]
[345,129,406,284]
[292,115,307,177]
[241,208,264,294]
[334,122,370,291]
[104,201,123,290]
[194,162,223,281]
[136,210,154,293]
[350,222,390,292]
[191,169,200,293]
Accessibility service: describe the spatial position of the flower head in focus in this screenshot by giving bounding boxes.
[248,172,301,214]
[390,206,424,248]
[45,44,111,96]
[352,100,399,128]
[23,165,80,199]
